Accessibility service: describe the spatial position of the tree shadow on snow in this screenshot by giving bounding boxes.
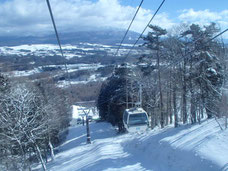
[116,119,221,171]
[221,163,228,171]
[50,119,221,171]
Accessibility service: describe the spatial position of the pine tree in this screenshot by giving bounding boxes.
[182,23,224,119]
[97,64,133,131]
[143,25,167,128]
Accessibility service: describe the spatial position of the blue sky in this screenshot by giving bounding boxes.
[121,0,228,12]
[121,0,228,23]
[0,0,227,38]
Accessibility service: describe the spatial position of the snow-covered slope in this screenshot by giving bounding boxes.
[35,119,228,171]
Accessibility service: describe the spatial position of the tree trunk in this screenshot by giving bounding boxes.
[126,78,128,109]
[169,70,173,124]
[182,57,187,124]
[190,56,196,124]
[198,83,204,123]
[173,76,178,128]
[35,143,46,171]
[149,107,153,129]
[197,105,201,124]
[157,48,164,128]
[190,93,196,124]
[49,140,55,161]
[166,85,169,125]
[225,115,227,129]
[151,112,154,129]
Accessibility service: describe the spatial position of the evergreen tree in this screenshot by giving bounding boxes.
[143,25,167,128]
[97,64,132,131]
[182,23,224,119]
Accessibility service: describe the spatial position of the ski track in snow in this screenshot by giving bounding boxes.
[34,119,228,171]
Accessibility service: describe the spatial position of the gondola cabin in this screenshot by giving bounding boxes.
[123,108,149,133]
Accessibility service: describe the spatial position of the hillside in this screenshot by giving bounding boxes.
[33,118,228,171]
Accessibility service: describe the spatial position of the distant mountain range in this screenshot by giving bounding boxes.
[0,29,141,46]
[1,28,226,46]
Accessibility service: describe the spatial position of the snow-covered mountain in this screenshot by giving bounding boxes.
[0,30,140,46]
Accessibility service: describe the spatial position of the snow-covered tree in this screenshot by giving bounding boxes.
[0,78,71,170]
[182,23,224,120]
[135,23,226,128]
[143,25,167,128]
[0,83,47,170]
[36,80,72,161]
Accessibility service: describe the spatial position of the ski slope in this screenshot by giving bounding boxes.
[35,118,228,171]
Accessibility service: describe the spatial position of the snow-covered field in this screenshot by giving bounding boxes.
[4,63,104,78]
[57,74,107,87]
[0,43,148,60]
[34,118,228,171]
[0,43,137,58]
[0,44,81,58]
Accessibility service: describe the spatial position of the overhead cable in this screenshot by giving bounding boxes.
[124,0,166,60]
[115,0,144,57]
[46,0,72,87]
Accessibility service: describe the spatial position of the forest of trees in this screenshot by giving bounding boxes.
[0,75,72,170]
[97,23,228,130]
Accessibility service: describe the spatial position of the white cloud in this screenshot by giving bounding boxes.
[178,9,228,38]
[179,9,222,21]
[0,1,227,39]
[0,0,173,36]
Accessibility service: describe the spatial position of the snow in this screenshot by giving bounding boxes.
[71,105,99,125]
[79,43,112,48]
[72,105,98,119]
[72,105,84,119]
[0,44,96,59]
[33,117,228,171]
[116,43,134,47]
[207,67,217,75]
[57,74,107,87]
[0,43,146,61]
[3,63,104,79]
[0,43,119,59]
[0,44,81,59]
[5,68,42,77]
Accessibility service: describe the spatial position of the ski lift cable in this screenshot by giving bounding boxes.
[124,0,166,61]
[46,0,72,88]
[122,0,165,107]
[115,0,144,57]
